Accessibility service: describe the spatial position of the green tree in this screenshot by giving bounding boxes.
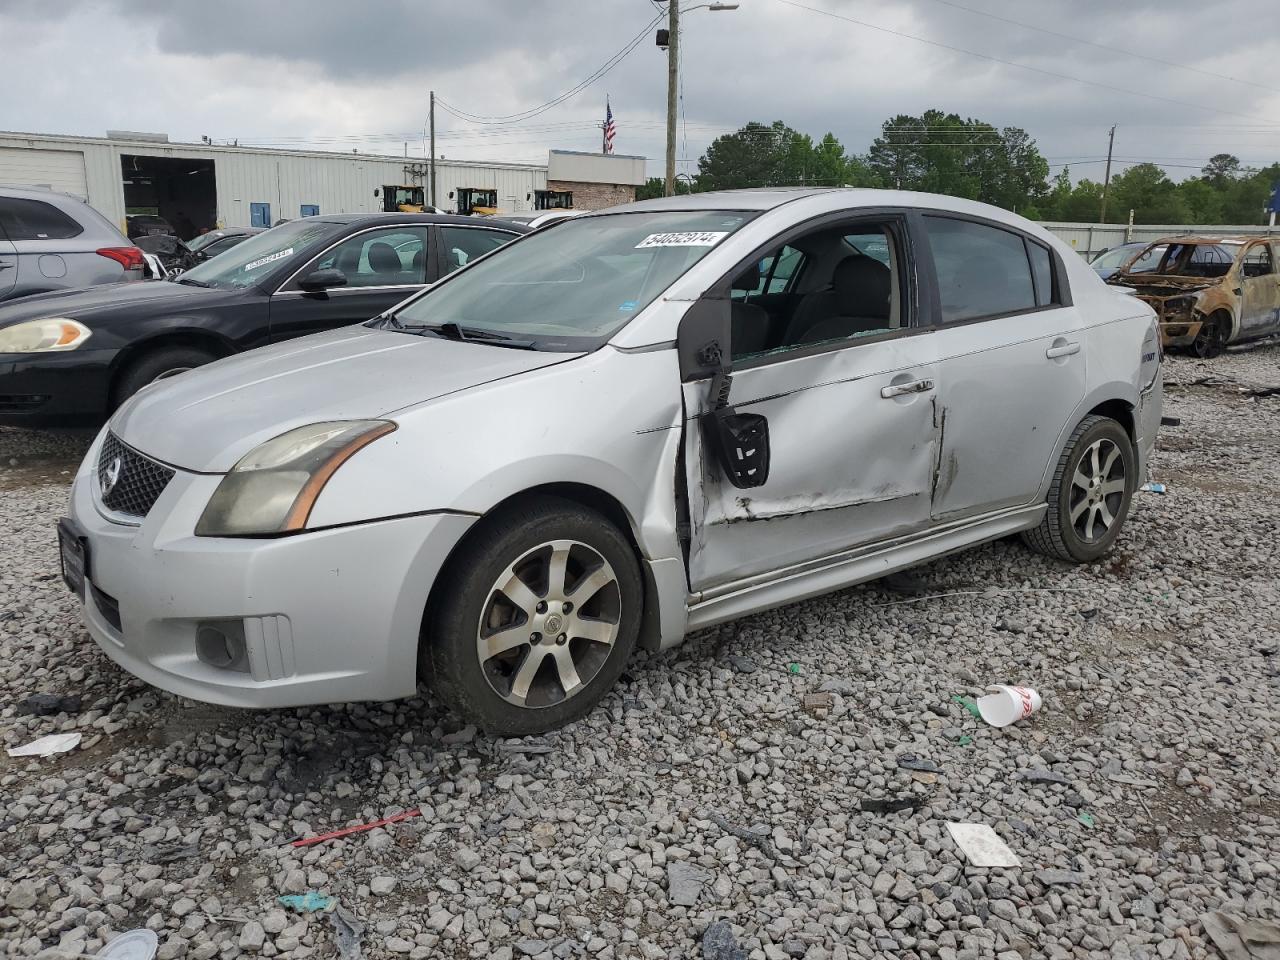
[634,177,693,200]
[696,122,871,191]
[866,110,1048,213]
[697,121,802,191]
[1107,163,1188,223]
[1201,153,1242,189]
[1176,178,1225,224]
[1056,179,1105,222]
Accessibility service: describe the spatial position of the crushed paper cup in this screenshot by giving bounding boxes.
[96,929,159,960]
[6,732,82,758]
[975,685,1042,728]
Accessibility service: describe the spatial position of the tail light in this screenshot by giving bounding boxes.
[97,247,146,272]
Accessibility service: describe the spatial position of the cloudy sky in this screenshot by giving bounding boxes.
[3,0,1279,183]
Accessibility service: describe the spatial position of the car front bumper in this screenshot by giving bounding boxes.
[0,349,116,426]
[1158,320,1202,348]
[65,441,476,708]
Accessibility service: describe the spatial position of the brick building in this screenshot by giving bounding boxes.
[544,150,646,211]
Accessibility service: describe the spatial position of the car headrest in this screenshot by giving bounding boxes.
[367,242,402,274]
[832,255,890,319]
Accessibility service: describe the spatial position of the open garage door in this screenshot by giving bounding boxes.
[121,154,216,241]
[0,147,88,199]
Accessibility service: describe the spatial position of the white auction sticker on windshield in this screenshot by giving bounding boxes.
[244,248,294,271]
[635,231,728,249]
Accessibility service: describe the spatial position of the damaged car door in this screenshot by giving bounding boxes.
[1238,240,1280,337]
[680,214,941,591]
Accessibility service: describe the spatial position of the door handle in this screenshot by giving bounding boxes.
[0,263,13,271]
[880,378,935,399]
[1045,341,1081,359]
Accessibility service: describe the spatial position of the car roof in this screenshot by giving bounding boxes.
[0,184,92,204]
[1149,235,1261,245]
[315,213,528,230]
[590,187,1057,227]
[618,187,842,213]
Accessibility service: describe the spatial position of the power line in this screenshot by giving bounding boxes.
[920,0,1280,95]
[435,12,663,125]
[771,0,1280,128]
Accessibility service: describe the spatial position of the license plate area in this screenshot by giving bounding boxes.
[57,518,89,600]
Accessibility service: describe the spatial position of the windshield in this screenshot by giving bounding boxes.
[1155,242,1241,279]
[1092,245,1138,271]
[388,210,755,350]
[187,231,230,253]
[177,220,332,289]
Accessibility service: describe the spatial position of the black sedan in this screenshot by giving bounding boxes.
[0,213,528,425]
[186,227,266,260]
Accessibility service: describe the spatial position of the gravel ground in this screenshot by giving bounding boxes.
[1,350,1278,960]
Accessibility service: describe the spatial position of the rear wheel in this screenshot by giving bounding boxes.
[112,346,217,408]
[1023,415,1135,563]
[424,496,642,735]
[1191,311,1228,359]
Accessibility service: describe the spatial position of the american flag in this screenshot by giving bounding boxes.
[603,99,616,155]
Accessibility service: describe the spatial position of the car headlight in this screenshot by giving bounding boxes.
[0,318,91,352]
[195,420,396,537]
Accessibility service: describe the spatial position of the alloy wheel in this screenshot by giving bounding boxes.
[476,539,622,708]
[1069,438,1126,543]
[1192,316,1226,359]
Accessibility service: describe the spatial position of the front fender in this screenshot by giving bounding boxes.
[306,346,687,565]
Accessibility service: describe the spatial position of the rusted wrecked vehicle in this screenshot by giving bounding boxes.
[1107,235,1280,357]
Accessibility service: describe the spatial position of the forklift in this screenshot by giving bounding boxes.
[381,185,427,213]
[455,187,499,216]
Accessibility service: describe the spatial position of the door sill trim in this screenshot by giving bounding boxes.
[685,502,1045,630]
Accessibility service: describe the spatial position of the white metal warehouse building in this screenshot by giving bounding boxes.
[0,130,645,234]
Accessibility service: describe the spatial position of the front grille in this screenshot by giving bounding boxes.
[0,394,50,413]
[97,432,175,519]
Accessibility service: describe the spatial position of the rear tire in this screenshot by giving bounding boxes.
[112,346,217,409]
[424,496,643,735]
[1022,415,1135,563]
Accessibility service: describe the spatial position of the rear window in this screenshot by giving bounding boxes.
[0,197,84,240]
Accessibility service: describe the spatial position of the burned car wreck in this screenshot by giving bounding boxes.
[1107,235,1280,357]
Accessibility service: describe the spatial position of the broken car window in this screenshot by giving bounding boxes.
[731,222,903,361]
[1159,242,1239,279]
[1242,244,1273,279]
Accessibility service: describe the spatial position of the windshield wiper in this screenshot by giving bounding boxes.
[406,323,537,349]
[175,276,211,287]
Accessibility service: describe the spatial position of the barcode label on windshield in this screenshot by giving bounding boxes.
[244,248,294,271]
[635,232,728,249]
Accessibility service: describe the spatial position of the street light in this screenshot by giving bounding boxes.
[663,1,738,196]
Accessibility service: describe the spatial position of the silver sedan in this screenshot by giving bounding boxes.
[60,188,1162,734]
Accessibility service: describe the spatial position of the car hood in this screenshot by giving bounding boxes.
[1110,274,1219,294]
[111,325,578,472]
[0,279,238,325]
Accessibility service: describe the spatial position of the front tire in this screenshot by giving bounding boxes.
[424,496,643,735]
[112,346,217,409]
[1023,415,1135,563]
[1191,311,1228,359]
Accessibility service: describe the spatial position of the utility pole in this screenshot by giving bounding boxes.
[665,1,679,197]
[429,91,437,209]
[1099,124,1116,223]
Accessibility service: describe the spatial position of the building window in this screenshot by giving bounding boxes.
[534,189,574,210]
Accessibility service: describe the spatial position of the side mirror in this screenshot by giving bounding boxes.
[676,297,731,381]
[298,268,347,291]
[704,402,770,489]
